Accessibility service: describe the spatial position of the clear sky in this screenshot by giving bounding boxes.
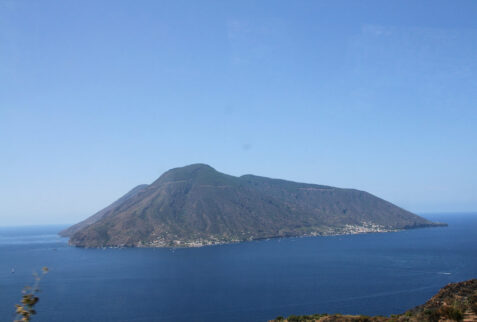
[1,0,476,226]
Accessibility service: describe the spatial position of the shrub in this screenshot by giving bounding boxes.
[471,294,477,314]
[439,306,463,321]
[14,267,48,322]
[287,315,302,322]
[423,308,440,322]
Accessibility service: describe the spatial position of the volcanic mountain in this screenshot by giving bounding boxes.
[61,164,445,247]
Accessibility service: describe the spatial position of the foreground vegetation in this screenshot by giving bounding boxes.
[14,267,48,322]
[271,279,477,322]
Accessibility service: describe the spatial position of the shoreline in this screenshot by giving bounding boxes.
[68,222,447,249]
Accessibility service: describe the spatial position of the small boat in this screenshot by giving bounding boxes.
[11,268,15,274]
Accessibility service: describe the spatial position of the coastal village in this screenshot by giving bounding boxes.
[136,222,398,248]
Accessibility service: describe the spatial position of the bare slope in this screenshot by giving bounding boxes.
[59,184,148,237]
[66,164,444,248]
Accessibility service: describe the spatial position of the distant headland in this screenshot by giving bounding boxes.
[60,164,446,248]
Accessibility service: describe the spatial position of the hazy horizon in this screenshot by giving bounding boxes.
[1,211,477,229]
[2,0,477,226]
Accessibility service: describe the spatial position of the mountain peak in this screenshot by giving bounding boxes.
[169,163,215,172]
[179,163,216,171]
[152,163,230,185]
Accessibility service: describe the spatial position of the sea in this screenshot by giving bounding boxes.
[1,213,476,322]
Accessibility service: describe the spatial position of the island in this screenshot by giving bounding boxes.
[60,164,446,248]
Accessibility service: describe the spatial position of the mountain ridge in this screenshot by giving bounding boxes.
[63,164,445,248]
[60,184,148,237]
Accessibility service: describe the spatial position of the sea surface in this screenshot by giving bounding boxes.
[0,213,476,322]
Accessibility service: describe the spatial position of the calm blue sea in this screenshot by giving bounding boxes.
[1,213,476,322]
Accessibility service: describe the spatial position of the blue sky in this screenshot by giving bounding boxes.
[1,0,476,225]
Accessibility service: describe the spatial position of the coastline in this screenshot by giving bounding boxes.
[68,222,447,249]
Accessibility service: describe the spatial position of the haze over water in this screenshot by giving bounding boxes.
[0,213,475,322]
